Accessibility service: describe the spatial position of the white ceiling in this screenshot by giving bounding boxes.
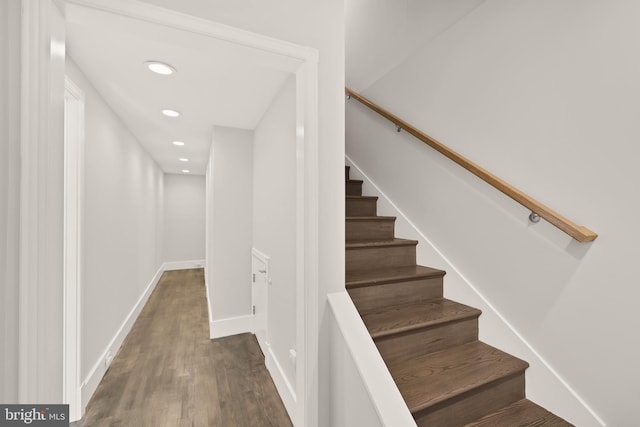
[66,4,300,175]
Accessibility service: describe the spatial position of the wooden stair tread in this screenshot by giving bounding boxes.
[346,196,379,216]
[345,216,395,221]
[346,195,378,200]
[361,298,481,338]
[346,265,445,288]
[389,341,529,414]
[346,238,418,248]
[464,399,574,426]
[346,179,363,184]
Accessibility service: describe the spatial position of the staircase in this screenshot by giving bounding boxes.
[345,166,573,426]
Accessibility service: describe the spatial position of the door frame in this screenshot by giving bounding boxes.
[19,0,66,403]
[39,1,319,425]
[63,76,85,422]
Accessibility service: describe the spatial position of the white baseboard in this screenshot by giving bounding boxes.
[163,259,205,271]
[209,315,253,339]
[345,155,605,427]
[204,271,213,335]
[80,263,165,408]
[265,346,297,421]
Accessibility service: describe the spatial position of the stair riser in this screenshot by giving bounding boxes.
[414,374,525,427]
[346,181,362,196]
[465,399,573,426]
[346,245,416,273]
[375,318,478,366]
[348,277,443,313]
[346,199,377,216]
[346,219,395,241]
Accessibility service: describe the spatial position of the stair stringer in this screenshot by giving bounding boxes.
[345,155,605,427]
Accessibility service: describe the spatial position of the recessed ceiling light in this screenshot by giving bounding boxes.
[179,158,189,162]
[172,141,185,146]
[182,169,190,173]
[161,109,181,117]
[145,61,176,75]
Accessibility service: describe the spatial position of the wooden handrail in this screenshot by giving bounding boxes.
[346,87,598,243]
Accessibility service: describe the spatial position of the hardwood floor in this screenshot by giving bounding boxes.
[78,269,292,427]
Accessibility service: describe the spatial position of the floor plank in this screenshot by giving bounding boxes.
[77,269,292,427]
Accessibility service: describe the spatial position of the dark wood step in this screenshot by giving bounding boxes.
[346,239,417,273]
[346,265,445,288]
[346,179,363,196]
[346,216,396,241]
[345,165,350,180]
[363,299,480,337]
[346,195,378,216]
[464,399,574,426]
[389,341,528,427]
[362,299,481,365]
[347,266,444,312]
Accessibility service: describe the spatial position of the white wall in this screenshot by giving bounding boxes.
[0,0,21,403]
[163,174,206,263]
[206,126,253,333]
[137,3,345,424]
[346,0,486,92]
[253,76,297,392]
[66,59,165,401]
[328,291,416,427]
[346,0,640,425]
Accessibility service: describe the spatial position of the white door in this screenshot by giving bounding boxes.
[252,250,269,355]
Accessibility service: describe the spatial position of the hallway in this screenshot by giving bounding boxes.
[78,269,292,427]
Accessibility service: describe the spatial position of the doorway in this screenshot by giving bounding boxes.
[59,2,320,426]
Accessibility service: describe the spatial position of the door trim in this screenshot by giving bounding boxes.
[63,76,85,422]
[19,0,66,403]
